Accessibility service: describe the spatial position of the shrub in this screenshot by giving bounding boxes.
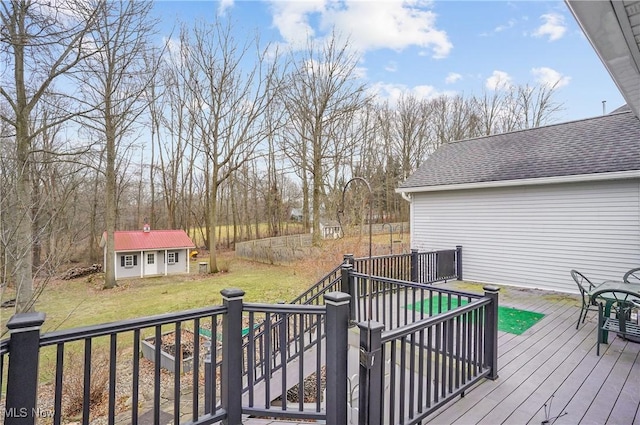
[61,349,110,417]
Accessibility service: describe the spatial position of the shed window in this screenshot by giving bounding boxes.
[147,253,154,265]
[167,252,179,264]
[121,254,137,268]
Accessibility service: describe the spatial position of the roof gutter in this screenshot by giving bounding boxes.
[395,170,640,194]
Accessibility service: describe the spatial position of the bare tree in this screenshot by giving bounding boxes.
[383,94,435,180]
[0,0,99,312]
[156,38,195,231]
[281,33,368,244]
[516,82,563,128]
[77,0,158,289]
[174,20,285,273]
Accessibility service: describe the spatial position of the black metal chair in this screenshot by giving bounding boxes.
[623,267,640,284]
[594,288,640,355]
[571,270,601,329]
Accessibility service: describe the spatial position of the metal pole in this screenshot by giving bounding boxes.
[338,177,373,320]
[203,341,212,414]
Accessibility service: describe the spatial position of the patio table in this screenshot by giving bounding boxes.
[589,280,640,344]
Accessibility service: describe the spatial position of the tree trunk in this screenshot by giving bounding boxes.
[88,156,102,263]
[311,129,323,245]
[207,178,219,273]
[104,108,117,289]
[13,7,34,312]
[15,111,34,312]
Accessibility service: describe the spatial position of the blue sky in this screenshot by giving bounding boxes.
[151,0,625,123]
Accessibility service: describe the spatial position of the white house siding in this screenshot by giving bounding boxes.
[410,179,640,293]
[114,249,189,280]
[116,252,142,279]
[165,249,188,274]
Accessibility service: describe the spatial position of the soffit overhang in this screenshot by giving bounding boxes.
[566,0,640,118]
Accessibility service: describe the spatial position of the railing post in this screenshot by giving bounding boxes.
[4,312,46,425]
[324,292,351,425]
[358,320,385,425]
[343,253,354,267]
[410,248,419,282]
[221,288,245,425]
[341,263,356,324]
[203,341,213,414]
[483,285,500,380]
[456,245,463,280]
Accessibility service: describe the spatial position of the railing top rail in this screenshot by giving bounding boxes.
[416,249,459,255]
[350,272,481,298]
[380,297,492,342]
[352,252,412,262]
[290,264,343,305]
[351,248,457,264]
[39,304,227,347]
[243,303,326,315]
[0,338,8,355]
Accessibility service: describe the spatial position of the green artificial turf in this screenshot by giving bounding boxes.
[406,296,545,335]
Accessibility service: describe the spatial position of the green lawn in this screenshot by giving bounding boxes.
[1,233,409,335]
[1,253,319,335]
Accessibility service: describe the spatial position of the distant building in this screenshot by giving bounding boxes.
[289,208,303,222]
[320,220,342,239]
[100,225,195,280]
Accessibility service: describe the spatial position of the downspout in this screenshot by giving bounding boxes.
[399,191,413,249]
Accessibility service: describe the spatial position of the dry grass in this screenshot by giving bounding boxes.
[291,233,408,281]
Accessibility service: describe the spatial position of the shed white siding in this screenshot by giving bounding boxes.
[410,179,640,293]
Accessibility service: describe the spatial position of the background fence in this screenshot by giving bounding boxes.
[235,222,409,264]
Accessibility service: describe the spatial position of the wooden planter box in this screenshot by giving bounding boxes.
[141,329,207,374]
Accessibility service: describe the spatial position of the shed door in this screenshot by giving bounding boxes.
[146,252,157,275]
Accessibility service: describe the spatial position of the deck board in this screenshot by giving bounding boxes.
[480,312,595,424]
[422,282,640,425]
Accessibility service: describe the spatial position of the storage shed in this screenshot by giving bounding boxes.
[100,227,195,280]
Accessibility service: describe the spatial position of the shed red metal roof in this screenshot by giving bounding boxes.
[103,230,195,251]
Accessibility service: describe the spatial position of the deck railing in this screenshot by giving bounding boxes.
[348,247,462,283]
[357,286,499,424]
[0,290,350,425]
[0,247,498,425]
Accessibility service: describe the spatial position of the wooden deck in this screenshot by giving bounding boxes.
[423,281,640,425]
[239,280,640,425]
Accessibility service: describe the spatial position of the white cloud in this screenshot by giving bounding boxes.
[445,72,462,84]
[485,70,513,91]
[531,67,571,88]
[268,0,452,58]
[369,81,451,106]
[354,66,368,80]
[494,19,516,33]
[218,0,234,15]
[532,13,566,41]
[269,1,325,49]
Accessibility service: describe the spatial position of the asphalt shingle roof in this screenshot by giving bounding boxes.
[398,109,640,190]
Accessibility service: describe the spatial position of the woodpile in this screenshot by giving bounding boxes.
[60,264,103,280]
